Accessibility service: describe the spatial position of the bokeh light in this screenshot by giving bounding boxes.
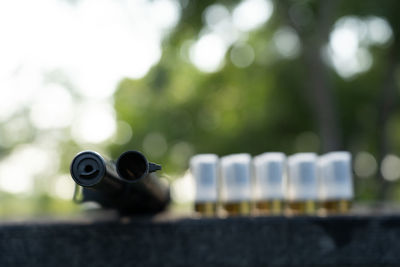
[71,102,117,144]
[232,0,273,32]
[327,16,392,78]
[0,144,58,194]
[273,27,301,59]
[29,84,74,129]
[381,154,400,182]
[230,43,255,68]
[171,171,195,204]
[143,132,168,159]
[190,33,227,73]
[354,152,378,178]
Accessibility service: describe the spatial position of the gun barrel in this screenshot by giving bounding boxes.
[116,150,169,213]
[70,150,169,214]
[116,150,161,181]
[70,151,123,195]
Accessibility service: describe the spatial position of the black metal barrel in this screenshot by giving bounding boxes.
[70,150,170,215]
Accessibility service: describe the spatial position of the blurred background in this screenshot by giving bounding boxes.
[0,0,400,217]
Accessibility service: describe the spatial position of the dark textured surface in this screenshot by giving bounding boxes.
[1,215,400,266]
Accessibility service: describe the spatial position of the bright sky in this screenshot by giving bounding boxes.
[0,0,180,125]
[0,0,180,195]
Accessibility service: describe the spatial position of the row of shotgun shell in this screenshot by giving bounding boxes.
[190,152,353,216]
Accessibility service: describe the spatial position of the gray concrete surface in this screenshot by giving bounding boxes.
[0,215,399,266]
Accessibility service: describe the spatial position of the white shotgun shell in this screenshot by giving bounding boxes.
[253,152,286,201]
[286,153,318,201]
[318,151,353,201]
[220,153,252,203]
[190,154,219,203]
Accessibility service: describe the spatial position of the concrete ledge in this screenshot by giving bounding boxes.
[0,215,399,266]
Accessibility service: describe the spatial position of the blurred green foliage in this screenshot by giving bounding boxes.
[108,0,400,202]
[3,0,400,218]
[0,192,78,217]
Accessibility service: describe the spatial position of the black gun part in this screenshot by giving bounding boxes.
[70,150,169,215]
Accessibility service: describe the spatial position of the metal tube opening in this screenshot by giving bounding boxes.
[117,151,148,181]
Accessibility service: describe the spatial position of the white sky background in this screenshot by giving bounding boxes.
[0,0,181,128]
[0,0,181,195]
